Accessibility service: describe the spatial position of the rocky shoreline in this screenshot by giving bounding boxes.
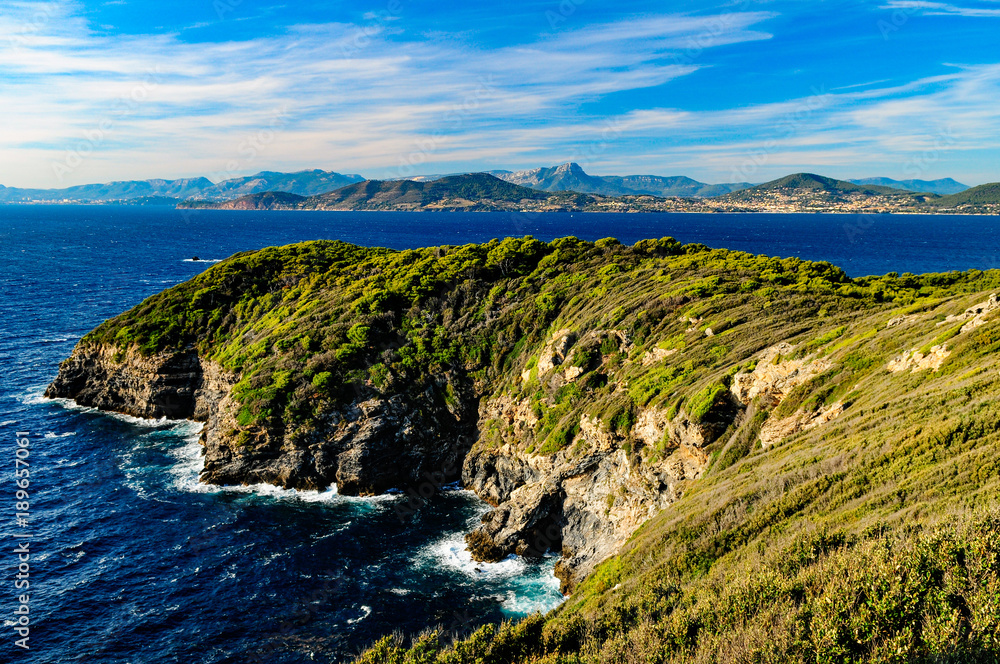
[46,328,825,592]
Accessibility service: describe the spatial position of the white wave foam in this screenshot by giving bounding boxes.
[45,395,190,429]
[167,436,395,506]
[347,605,372,624]
[182,258,223,263]
[499,570,564,616]
[106,412,177,427]
[420,531,529,580]
[417,530,566,617]
[0,420,17,427]
[44,432,77,439]
[18,388,51,406]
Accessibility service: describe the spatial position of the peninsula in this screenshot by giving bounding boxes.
[48,236,1000,661]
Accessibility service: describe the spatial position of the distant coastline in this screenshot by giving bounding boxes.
[4,164,994,215]
[176,172,1000,216]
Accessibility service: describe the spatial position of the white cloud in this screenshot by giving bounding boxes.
[880,1,1000,17]
[1,3,998,188]
[0,4,780,186]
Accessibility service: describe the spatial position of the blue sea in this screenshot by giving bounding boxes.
[2,206,1000,663]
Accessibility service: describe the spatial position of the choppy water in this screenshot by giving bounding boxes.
[2,205,998,662]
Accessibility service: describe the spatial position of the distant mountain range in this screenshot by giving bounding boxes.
[0,163,973,204]
[194,170,364,200]
[0,169,364,204]
[186,171,1000,214]
[0,177,214,203]
[490,162,753,197]
[181,174,578,212]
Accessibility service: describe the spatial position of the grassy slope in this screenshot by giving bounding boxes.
[80,236,943,452]
[357,304,1000,662]
[77,238,1000,662]
[350,254,1000,663]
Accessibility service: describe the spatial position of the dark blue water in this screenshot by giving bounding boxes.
[2,206,999,663]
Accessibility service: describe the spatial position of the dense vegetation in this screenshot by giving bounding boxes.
[80,237,1000,661]
[932,182,1000,208]
[84,236,1000,451]
[358,510,1000,663]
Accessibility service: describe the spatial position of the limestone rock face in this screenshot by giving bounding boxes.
[887,345,951,373]
[45,344,234,421]
[731,342,832,407]
[641,347,678,366]
[462,394,725,592]
[884,295,998,374]
[886,315,916,329]
[758,401,845,447]
[943,293,999,333]
[730,342,846,447]
[537,329,576,375]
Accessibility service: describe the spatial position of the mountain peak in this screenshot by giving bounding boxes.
[554,162,587,175]
[492,162,751,197]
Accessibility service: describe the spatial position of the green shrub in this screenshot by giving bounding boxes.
[311,371,333,392]
[686,384,728,423]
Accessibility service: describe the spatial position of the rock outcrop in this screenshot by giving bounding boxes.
[463,400,715,592]
[47,343,477,495]
[943,294,999,333]
[730,343,844,447]
[887,345,950,373]
[460,328,739,591]
[641,347,678,366]
[45,344,234,421]
[758,401,845,447]
[536,329,576,375]
[731,342,832,407]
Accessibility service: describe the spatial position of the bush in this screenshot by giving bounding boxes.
[686,384,728,423]
[311,371,333,392]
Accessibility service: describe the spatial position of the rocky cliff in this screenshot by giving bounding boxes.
[47,330,740,592]
[46,344,234,421]
[460,327,741,591]
[48,344,478,494]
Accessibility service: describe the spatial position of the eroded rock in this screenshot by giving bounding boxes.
[942,294,999,334]
[463,392,730,591]
[758,401,845,447]
[731,342,832,407]
[47,343,476,495]
[887,345,950,373]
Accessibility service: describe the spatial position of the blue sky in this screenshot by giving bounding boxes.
[1,0,998,187]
